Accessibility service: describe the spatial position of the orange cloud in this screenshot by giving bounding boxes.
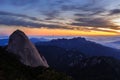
[0,26,118,36]
[20,27,117,36]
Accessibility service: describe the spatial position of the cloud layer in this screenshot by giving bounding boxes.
[0,0,120,33]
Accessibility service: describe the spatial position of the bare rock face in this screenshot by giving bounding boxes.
[7,30,49,68]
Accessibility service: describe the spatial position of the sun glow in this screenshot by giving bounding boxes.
[0,26,118,36]
[16,27,118,36]
[112,18,120,26]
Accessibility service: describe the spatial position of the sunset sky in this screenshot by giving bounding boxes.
[0,0,120,36]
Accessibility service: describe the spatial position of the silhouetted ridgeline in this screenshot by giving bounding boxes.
[0,46,73,80]
[1,30,120,80]
[36,37,120,59]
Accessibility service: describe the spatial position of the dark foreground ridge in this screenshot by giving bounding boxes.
[0,46,73,80]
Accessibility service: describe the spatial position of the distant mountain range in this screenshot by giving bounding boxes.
[0,38,8,46]
[86,37,120,49]
[30,37,49,43]
[0,37,49,46]
[102,40,120,49]
[110,41,120,44]
[36,37,120,59]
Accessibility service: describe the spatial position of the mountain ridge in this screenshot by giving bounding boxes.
[36,37,120,59]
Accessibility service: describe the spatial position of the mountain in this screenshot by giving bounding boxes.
[36,42,120,80]
[0,38,49,46]
[110,41,120,44]
[1,30,120,80]
[30,38,40,43]
[102,41,120,49]
[0,46,73,80]
[7,30,49,67]
[38,37,50,42]
[69,56,120,80]
[36,37,120,59]
[30,37,49,43]
[0,38,8,46]
[36,45,85,71]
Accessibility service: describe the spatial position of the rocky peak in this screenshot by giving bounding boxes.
[7,29,49,68]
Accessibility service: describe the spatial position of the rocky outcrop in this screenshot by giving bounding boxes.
[7,30,49,68]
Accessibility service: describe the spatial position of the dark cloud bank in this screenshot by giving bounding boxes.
[0,0,120,31]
